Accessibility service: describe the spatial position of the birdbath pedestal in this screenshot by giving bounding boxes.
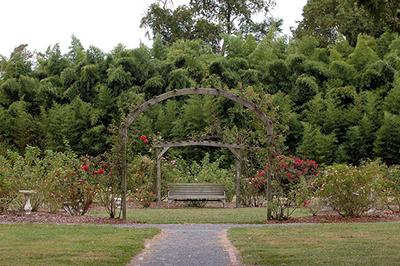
[19,190,36,214]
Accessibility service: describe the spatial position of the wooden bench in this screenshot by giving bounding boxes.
[167,183,226,208]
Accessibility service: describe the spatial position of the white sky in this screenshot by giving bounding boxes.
[0,0,307,57]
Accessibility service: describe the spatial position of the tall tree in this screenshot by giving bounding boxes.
[141,0,278,53]
[140,3,222,52]
[294,0,386,47]
[356,0,400,34]
[190,0,275,36]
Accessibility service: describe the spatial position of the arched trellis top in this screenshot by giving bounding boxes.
[123,88,273,137]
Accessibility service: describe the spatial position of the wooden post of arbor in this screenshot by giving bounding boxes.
[121,123,127,221]
[235,148,242,208]
[156,148,162,208]
[266,123,273,220]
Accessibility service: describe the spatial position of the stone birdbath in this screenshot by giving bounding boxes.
[19,190,37,214]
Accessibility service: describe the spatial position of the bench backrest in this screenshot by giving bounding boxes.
[168,183,225,197]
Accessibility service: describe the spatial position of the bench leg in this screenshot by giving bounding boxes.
[222,199,226,208]
[168,200,172,209]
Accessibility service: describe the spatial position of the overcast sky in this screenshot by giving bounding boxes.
[0,0,307,57]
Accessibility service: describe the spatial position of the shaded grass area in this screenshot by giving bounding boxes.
[0,224,160,266]
[228,223,400,266]
[89,207,309,224]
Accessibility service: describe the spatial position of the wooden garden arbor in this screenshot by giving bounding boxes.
[153,140,244,208]
[120,88,274,220]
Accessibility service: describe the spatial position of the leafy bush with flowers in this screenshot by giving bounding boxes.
[240,154,319,219]
[379,164,400,214]
[95,152,123,218]
[0,156,18,213]
[160,156,186,199]
[316,160,382,217]
[241,165,269,207]
[127,154,158,207]
[269,155,319,220]
[2,147,60,212]
[130,186,158,208]
[51,155,102,215]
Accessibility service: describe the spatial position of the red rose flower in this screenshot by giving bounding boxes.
[99,169,104,174]
[141,136,146,140]
[83,165,89,171]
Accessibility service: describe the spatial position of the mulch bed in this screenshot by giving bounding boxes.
[0,210,133,225]
[1,202,399,225]
[265,211,400,224]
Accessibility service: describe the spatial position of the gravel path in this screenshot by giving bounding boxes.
[123,224,296,266]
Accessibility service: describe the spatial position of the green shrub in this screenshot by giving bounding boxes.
[269,155,319,220]
[0,157,18,213]
[317,161,382,217]
[127,155,157,207]
[240,154,319,220]
[52,155,100,215]
[95,151,123,218]
[380,164,400,213]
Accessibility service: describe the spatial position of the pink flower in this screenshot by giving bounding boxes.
[141,136,146,140]
[303,200,308,206]
[145,139,149,144]
[83,165,89,171]
[250,92,253,96]
[98,169,104,174]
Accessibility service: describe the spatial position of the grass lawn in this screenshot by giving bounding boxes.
[88,207,309,224]
[0,224,160,266]
[228,222,400,266]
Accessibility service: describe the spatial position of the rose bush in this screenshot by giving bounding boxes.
[316,160,382,217]
[131,187,157,208]
[52,155,99,215]
[0,156,18,213]
[380,164,400,213]
[269,155,319,220]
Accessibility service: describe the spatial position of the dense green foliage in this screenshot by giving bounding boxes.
[2,28,400,167]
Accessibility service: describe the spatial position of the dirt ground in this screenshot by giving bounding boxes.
[1,201,399,225]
